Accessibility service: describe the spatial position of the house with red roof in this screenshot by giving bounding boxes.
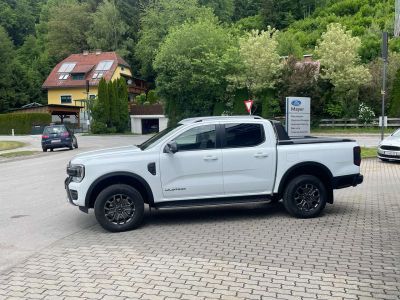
[42,50,147,126]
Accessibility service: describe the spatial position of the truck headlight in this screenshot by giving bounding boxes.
[67,164,85,182]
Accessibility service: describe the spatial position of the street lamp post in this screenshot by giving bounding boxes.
[381,32,388,141]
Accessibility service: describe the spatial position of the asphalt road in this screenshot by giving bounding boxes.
[0,135,149,272]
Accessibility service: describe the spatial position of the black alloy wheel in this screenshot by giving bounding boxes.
[104,194,136,225]
[94,184,144,232]
[283,175,327,218]
[293,183,321,213]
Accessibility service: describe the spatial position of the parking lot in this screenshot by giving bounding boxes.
[0,135,399,299]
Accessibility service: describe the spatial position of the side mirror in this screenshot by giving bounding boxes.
[164,141,178,154]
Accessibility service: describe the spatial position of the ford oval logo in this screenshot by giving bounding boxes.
[291,100,302,106]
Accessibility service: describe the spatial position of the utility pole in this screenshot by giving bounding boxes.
[381,32,388,141]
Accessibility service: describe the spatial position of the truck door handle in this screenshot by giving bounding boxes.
[203,155,218,161]
[254,153,269,158]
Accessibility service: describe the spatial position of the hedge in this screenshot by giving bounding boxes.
[0,113,51,135]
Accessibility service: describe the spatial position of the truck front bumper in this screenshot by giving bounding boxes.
[332,174,363,189]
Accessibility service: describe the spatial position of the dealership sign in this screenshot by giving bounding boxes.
[285,97,311,137]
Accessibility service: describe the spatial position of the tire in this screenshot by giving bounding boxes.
[50,148,53,152]
[94,184,145,232]
[69,143,73,150]
[73,137,78,149]
[283,175,327,218]
[42,147,47,152]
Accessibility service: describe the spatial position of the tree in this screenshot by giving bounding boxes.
[198,0,234,22]
[153,18,236,124]
[232,0,262,21]
[277,32,303,59]
[91,78,109,129]
[260,0,320,29]
[135,0,214,80]
[390,69,400,117]
[277,56,324,118]
[46,0,92,61]
[0,26,15,112]
[227,28,282,99]
[87,0,128,54]
[116,78,129,132]
[315,23,371,117]
[91,78,129,133]
[0,0,41,46]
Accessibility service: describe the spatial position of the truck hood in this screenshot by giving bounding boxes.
[71,145,141,164]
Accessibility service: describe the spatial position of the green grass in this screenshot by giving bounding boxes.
[311,127,395,134]
[361,147,377,158]
[0,141,26,151]
[0,151,38,158]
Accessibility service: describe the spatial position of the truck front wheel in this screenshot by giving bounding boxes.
[283,175,327,218]
[94,184,145,232]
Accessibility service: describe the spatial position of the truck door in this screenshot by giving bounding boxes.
[159,124,224,200]
[221,122,276,195]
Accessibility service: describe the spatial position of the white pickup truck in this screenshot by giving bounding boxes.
[66,116,363,232]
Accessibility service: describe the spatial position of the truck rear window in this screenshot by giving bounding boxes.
[224,123,264,148]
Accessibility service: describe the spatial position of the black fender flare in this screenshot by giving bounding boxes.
[277,161,334,203]
[85,171,155,208]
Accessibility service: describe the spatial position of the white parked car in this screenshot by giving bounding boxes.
[377,128,400,162]
[65,116,363,232]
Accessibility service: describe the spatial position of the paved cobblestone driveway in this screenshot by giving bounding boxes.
[0,159,399,300]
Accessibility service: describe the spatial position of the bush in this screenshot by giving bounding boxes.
[90,121,116,134]
[90,121,107,134]
[358,102,375,125]
[0,113,51,134]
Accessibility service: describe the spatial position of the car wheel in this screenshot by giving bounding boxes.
[42,147,47,152]
[50,148,53,152]
[283,175,327,218]
[73,137,78,149]
[94,184,145,232]
[69,143,73,150]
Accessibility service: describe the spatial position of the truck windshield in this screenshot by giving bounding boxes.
[138,124,182,150]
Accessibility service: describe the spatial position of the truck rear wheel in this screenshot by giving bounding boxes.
[283,175,327,218]
[94,184,144,232]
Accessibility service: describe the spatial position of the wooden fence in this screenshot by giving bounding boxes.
[319,118,400,127]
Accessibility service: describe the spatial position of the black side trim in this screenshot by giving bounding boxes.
[332,174,363,189]
[154,194,274,208]
[85,171,154,207]
[278,137,355,146]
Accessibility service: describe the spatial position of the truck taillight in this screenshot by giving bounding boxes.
[353,146,361,166]
[42,135,49,139]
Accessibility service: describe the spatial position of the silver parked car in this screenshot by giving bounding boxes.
[377,128,400,161]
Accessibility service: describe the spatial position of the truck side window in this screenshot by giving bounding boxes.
[174,125,216,151]
[224,123,264,148]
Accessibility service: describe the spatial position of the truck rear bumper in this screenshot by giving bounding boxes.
[332,174,363,189]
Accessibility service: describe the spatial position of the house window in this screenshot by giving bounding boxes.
[58,73,69,80]
[60,95,72,104]
[96,60,113,71]
[89,94,96,100]
[92,72,104,79]
[58,63,76,72]
[72,73,85,80]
